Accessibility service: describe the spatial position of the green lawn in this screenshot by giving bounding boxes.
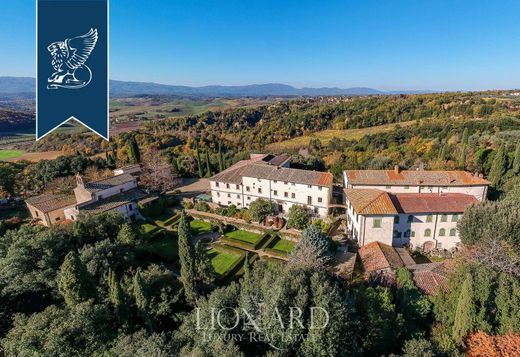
[190,220,213,235]
[207,248,242,276]
[225,230,263,244]
[139,223,161,237]
[0,150,25,161]
[271,239,296,253]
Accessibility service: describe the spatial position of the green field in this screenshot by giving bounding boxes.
[271,239,296,253]
[0,150,25,161]
[267,121,416,151]
[207,248,242,276]
[190,220,213,235]
[225,230,263,244]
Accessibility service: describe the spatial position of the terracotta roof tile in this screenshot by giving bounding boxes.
[26,194,76,213]
[345,170,490,186]
[84,173,136,193]
[358,242,405,273]
[391,193,478,213]
[344,189,397,215]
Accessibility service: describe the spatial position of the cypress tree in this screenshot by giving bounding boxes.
[489,144,507,187]
[57,251,96,306]
[218,141,225,172]
[195,240,215,285]
[452,273,476,343]
[178,211,197,303]
[133,268,152,331]
[127,136,141,163]
[495,272,520,334]
[195,142,204,178]
[205,150,212,177]
[108,268,126,322]
[438,143,448,161]
[513,142,520,175]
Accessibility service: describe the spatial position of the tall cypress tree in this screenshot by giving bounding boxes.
[195,142,204,178]
[452,273,476,343]
[205,149,212,177]
[108,268,126,322]
[489,144,507,187]
[513,142,520,175]
[218,141,225,172]
[178,211,196,303]
[127,136,141,163]
[133,268,152,331]
[58,251,96,306]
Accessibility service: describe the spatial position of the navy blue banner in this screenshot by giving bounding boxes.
[37,0,109,140]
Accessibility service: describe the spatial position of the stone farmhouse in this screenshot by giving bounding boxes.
[26,170,148,226]
[210,154,333,217]
[343,168,490,251]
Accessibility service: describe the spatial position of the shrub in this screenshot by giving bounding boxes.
[194,201,210,212]
[287,205,309,230]
[249,198,274,223]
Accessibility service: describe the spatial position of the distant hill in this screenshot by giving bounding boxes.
[0,76,435,97]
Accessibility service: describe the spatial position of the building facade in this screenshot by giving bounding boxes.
[210,154,333,217]
[343,167,490,201]
[344,188,479,250]
[26,194,76,227]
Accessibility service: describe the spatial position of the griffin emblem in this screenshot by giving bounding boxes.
[47,28,98,90]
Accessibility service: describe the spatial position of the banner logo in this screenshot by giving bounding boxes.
[37,0,109,141]
[47,28,98,90]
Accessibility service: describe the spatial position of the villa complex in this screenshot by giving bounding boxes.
[209,154,333,217]
[343,168,490,250]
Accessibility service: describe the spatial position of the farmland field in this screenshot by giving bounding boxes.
[0,150,25,161]
[267,120,416,151]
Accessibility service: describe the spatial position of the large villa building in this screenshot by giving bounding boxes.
[209,154,333,217]
[343,168,490,251]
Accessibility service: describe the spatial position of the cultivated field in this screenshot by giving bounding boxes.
[267,120,416,151]
[5,150,63,162]
[0,150,25,161]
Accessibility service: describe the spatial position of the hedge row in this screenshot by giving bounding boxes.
[220,236,256,250]
[212,242,247,256]
[264,248,289,260]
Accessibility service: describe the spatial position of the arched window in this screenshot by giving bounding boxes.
[424,228,432,237]
[439,228,446,236]
[450,228,457,236]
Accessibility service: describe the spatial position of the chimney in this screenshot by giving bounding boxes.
[394,165,401,174]
[75,173,84,187]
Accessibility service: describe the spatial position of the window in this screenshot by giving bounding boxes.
[407,215,414,223]
[120,188,124,193]
[404,230,411,238]
[373,218,382,228]
[284,192,289,198]
[55,217,60,221]
[426,215,433,223]
[385,185,391,189]
[246,186,250,192]
[217,192,220,197]
[273,180,278,183]
[451,214,459,222]
[437,242,443,249]
[228,201,232,205]
[404,185,410,189]
[216,182,220,187]
[237,195,240,199]
[411,231,416,237]
[393,230,401,238]
[284,182,288,185]
[424,228,432,237]
[227,194,231,198]
[318,186,322,191]
[441,214,448,222]
[258,188,262,194]
[307,196,312,205]
[291,193,296,199]
[247,196,251,200]
[308,185,312,188]
[273,190,278,196]
[394,216,400,224]
[236,185,240,190]
[439,228,446,236]
[226,184,230,189]
[318,197,323,203]
[450,228,457,236]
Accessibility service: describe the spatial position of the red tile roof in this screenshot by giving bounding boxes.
[344,189,397,215]
[409,262,452,295]
[345,170,490,186]
[26,194,76,213]
[391,193,478,213]
[358,241,405,273]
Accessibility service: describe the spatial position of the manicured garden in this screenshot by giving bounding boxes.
[190,219,213,235]
[225,230,263,244]
[207,248,243,276]
[271,238,296,253]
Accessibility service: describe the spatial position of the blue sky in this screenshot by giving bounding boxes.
[1,0,519,90]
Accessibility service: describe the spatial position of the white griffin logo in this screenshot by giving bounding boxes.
[47,28,98,89]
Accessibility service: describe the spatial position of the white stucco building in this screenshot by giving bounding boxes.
[64,173,147,222]
[343,167,490,201]
[209,154,333,217]
[344,188,478,251]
